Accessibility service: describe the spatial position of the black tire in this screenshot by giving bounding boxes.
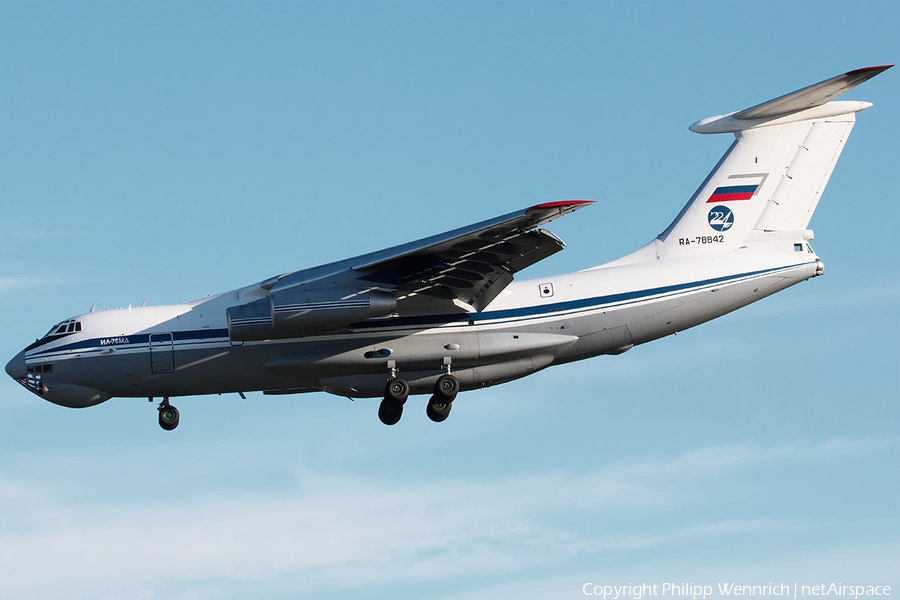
[433,374,460,402]
[378,399,403,426]
[384,378,409,405]
[158,405,180,431]
[426,397,452,423]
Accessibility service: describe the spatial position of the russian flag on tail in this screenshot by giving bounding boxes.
[706,184,759,203]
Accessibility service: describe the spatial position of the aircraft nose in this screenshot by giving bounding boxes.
[6,349,26,380]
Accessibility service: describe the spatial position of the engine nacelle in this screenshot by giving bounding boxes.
[227,289,396,341]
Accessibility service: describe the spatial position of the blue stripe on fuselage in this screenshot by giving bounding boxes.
[29,328,231,357]
[351,264,799,330]
[28,264,809,358]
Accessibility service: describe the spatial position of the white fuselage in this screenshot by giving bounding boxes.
[9,239,819,408]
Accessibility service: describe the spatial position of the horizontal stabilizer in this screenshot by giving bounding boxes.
[691,65,892,134]
[734,65,892,120]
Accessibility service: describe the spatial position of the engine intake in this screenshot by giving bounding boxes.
[227,289,396,341]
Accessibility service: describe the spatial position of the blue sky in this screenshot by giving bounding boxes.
[0,2,897,598]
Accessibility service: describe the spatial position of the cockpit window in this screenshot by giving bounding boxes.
[43,319,82,338]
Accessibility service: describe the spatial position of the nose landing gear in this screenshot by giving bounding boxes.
[157,397,180,431]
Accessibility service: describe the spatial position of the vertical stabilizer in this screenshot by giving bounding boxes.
[657,120,820,254]
[651,66,890,258]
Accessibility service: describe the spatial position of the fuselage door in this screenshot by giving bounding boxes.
[150,333,175,374]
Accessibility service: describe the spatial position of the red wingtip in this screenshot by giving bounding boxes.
[845,65,893,76]
[528,200,595,211]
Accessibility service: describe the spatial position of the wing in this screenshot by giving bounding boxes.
[261,200,592,313]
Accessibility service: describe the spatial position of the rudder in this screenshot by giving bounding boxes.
[753,118,854,231]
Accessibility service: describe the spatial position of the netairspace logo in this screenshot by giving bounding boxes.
[582,583,893,599]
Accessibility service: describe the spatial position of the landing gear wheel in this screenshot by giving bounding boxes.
[426,399,452,423]
[378,399,403,426]
[384,378,410,405]
[158,404,180,431]
[433,374,459,402]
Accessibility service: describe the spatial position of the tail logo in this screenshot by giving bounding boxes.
[708,206,734,231]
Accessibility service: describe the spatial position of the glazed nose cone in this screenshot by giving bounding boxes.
[6,349,26,380]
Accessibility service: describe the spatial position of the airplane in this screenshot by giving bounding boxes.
[6,65,892,430]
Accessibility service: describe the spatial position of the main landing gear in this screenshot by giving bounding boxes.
[157,397,180,431]
[378,378,409,426]
[426,374,459,423]
[376,372,460,425]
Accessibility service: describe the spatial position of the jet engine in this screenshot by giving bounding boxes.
[227,288,396,341]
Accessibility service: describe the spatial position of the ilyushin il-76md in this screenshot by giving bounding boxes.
[6,65,892,429]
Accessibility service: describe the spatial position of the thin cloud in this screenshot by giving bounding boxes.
[0,437,894,600]
[425,540,900,600]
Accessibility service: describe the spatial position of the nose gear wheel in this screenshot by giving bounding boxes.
[157,397,180,431]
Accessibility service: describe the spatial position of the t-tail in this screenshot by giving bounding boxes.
[645,65,892,258]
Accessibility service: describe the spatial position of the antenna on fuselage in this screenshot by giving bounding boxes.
[90,305,96,313]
